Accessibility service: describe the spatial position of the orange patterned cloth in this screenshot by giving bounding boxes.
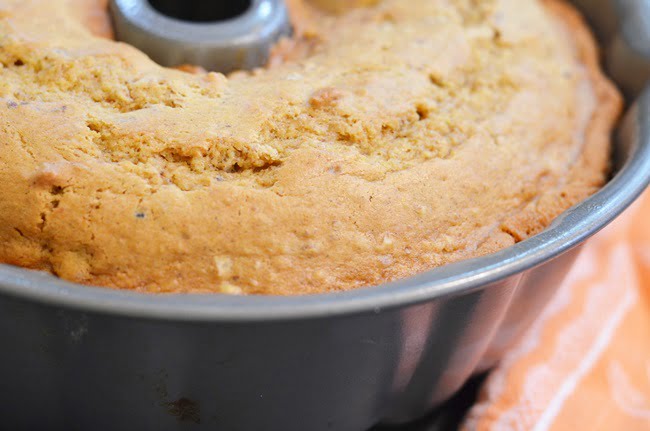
[462,189,650,431]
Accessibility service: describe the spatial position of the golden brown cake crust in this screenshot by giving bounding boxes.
[0,0,621,294]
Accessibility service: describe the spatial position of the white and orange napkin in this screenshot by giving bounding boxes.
[462,190,650,431]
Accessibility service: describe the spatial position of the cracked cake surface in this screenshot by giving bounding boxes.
[0,0,620,294]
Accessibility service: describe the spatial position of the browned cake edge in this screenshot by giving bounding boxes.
[475,0,622,258]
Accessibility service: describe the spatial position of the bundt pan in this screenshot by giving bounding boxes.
[0,1,649,430]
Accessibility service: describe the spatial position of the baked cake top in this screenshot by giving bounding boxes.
[0,0,620,294]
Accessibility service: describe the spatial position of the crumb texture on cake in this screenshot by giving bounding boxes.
[0,0,620,294]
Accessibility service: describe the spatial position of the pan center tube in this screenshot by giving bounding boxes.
[109,0,291,73]
[146,0,253,23]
